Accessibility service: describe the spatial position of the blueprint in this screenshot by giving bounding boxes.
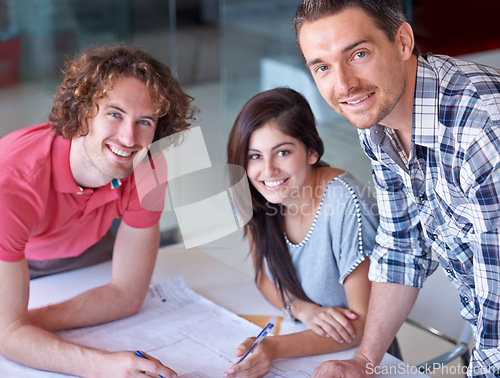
[0,277,323,377]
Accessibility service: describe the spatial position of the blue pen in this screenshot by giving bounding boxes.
[135,350,166,378]
[236,322,274,364]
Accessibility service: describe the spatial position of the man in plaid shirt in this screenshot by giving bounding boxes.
[294,0,500,376]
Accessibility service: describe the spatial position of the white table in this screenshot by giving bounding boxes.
[29,243,427,377]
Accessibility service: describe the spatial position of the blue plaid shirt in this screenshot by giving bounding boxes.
[358,53,500,376]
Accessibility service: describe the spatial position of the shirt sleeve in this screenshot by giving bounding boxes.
[120,172,163,229]
[329,178,376,284]
[363,144,437,288]
[463,128,500,372]
[0,170,42,262]
[469,228,500,374]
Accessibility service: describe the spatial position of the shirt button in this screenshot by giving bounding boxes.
[76,192,83,195]
[445,267,452,274]
[462,296,469,303]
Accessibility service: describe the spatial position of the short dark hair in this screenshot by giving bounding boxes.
[49,44,197,141]
[294,0,420,56]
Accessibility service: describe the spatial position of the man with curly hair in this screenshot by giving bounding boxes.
[0,45,196,377]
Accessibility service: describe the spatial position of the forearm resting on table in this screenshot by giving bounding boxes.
[0,319,105,375]
[357,282,418,366]
[29,282,145,331]
[29,221,157,332]
[0,259,113,375]
[265,323,365,361]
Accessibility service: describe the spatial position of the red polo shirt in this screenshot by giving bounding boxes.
[0,124,162,262]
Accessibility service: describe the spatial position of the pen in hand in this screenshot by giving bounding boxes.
[135,350,166,378]
[236,322,274,364]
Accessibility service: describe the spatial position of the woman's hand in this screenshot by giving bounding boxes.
[293,300,358,343]
[224,337,274,378]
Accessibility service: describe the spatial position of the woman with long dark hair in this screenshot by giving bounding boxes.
[225,88,382,377]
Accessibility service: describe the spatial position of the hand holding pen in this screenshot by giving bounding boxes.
[135,350,177,378]
[224,323,274,377]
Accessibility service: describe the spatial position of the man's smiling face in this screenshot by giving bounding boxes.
[72,76,158,188]
[299,7,408,130]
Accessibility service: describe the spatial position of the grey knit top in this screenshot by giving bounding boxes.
[269,172,378,308]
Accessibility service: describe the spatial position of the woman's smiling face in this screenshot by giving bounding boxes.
[246,121,318,205]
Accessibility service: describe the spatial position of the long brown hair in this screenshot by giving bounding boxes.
[49,44,197,141]
[227,87,324,303]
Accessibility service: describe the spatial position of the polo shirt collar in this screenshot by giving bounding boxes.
[52,135,80,193]
[51,135,123,193]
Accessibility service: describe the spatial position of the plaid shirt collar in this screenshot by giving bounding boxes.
[413,54,441,149]
[369,55,441,173]
[371,54,441,151]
